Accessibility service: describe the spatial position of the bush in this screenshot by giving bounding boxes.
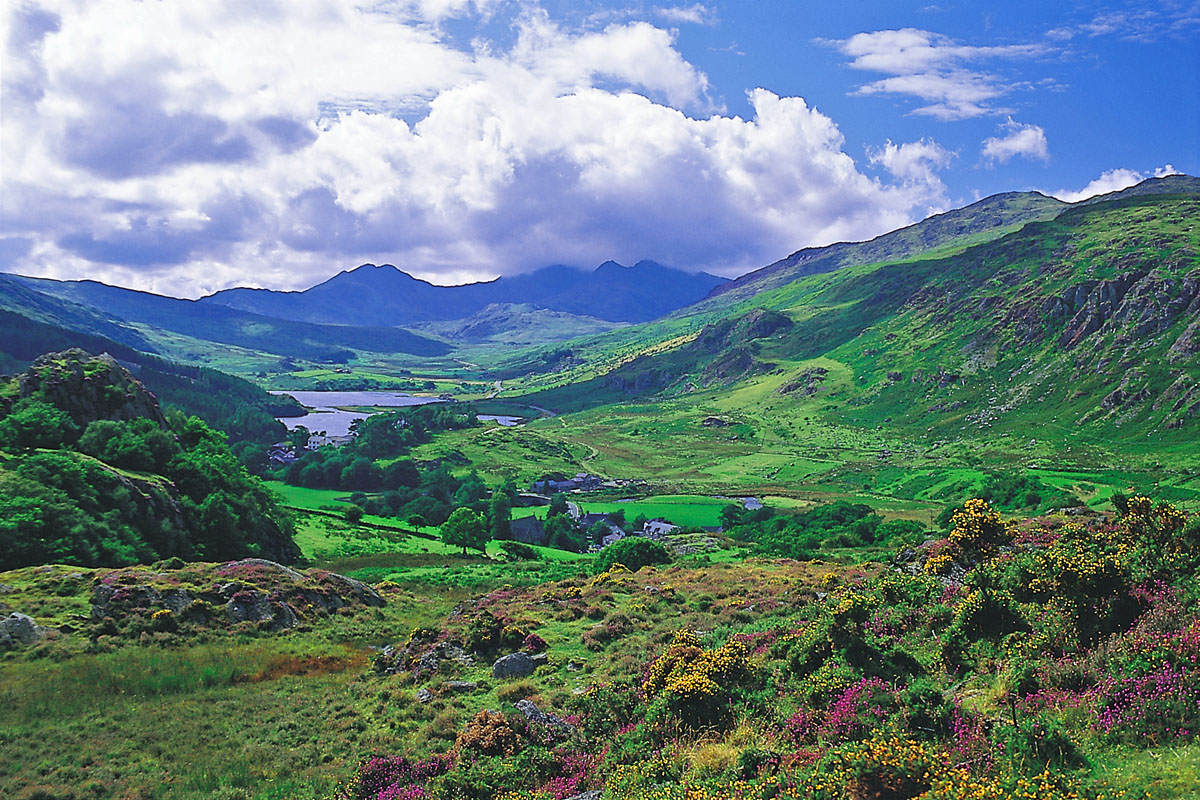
[500,541,538,561]
[454,709,523,757]
[595,537,671,573]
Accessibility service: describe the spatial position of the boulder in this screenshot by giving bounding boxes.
[514,699,575,736]
[0,613,46,649]
[492,651,537,679]
[564,791,602,800]
[414,642,475,677]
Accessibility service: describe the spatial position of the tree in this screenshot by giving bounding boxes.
[595,536,671,573]
[383,458,419,490]
[340,457,383,491]
[441,507,488,554]
[548,493,569,518]
[545,513,584,552]
[587,520,613,548]
[488,490,512,540]
[0,399,79,451]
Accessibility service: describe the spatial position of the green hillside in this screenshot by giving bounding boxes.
[0,349,299,569]
[396,190,1200,512]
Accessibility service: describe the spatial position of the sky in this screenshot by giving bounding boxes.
[1,0,1197,298]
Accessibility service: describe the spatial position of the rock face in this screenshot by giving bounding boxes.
[563,791,602,800]
[492,651,537,679]
[10,348,167,427]
[0,613,46,649]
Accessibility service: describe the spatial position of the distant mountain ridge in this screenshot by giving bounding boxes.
[3,274,452,360]
[200,260,728,326]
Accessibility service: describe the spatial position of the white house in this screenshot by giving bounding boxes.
[643,519,679,537]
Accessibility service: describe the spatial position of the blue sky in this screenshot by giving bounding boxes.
[1,0,1196,296]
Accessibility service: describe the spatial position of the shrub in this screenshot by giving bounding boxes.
[948,498,1012,558]
[595,537,671,574]
[643,631,752,728]
[454,709,523,757]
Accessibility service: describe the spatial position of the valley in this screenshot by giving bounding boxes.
[1,176,1199,800]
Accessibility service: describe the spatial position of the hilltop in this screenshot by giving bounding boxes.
[0,349,299,569]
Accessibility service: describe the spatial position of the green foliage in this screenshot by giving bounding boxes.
[545,513,585,552]
[0,398,79,451]
[78,418,180,473]
[726,501,919,558]
[498,541,538,560]
[0,396,297,569]
[488,490,513,540]
[441,507,489,553]
[595,536,671,573]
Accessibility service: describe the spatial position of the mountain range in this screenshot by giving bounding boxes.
[201,260,728,326]
[1,260,727,356]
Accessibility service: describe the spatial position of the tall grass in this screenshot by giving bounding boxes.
[0,643,282,721]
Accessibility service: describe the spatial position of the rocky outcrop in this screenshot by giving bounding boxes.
[12,348,167,427]
[777,367,828,396]
[90,560,384,635]
[1168,319,1200,363]
[374,639,475,678]
[0,613,46,649]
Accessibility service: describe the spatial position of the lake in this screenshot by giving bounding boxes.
[272,390,445,436]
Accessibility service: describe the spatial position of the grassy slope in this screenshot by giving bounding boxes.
[408,193,1200,511]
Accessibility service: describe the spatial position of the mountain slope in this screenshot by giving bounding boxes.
[201,260,728,326]
[414,303,625,345]
[4,275,451,360]
[702,191,1067,306]
[520,191,1200,444]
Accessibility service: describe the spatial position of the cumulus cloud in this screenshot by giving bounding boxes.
[831,28,1042,120]
[869,138,954,183]
[981,118,1049,163]
[1052,164,1180,203]
[1,0,949,297]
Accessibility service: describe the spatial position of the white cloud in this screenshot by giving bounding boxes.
[832,28,1042,119]
[1,1,950,297]
[869,138,954,183]
[655,4,717,26]
[981,118,1049,163]
[1052,164,1180,203]
[1047,6,1200,43]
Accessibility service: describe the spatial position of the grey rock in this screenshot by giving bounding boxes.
[514,699,575,736]
[225,591,299,631]
[565,660,583,672]
[530,652,549,665]
[564,791,601,800]
[444,681,479,693]
[415,688,434,703]
[0,613,46,649]
[492,651,537,679]
[414,642,474,677]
